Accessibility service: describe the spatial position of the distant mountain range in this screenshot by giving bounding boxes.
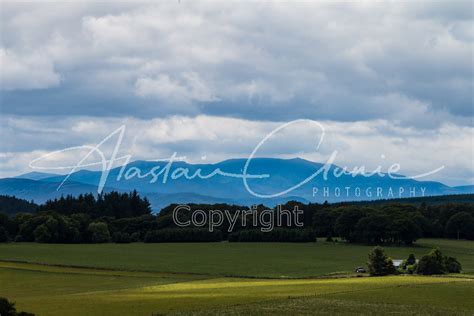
[1,158,472,211]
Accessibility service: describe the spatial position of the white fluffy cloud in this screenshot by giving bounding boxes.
[135,72,218,103]
[1,115,472,185]
[0,48,60,90]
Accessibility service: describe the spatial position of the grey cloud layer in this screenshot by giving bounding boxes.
[1,1,473,184]
[1,1,472,126]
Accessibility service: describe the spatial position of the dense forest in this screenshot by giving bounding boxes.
[0,195,38,215]
[0,193,473,244]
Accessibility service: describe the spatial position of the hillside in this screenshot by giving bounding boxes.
[1,158,471,211]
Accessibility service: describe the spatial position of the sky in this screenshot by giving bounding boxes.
[0,1,473,185]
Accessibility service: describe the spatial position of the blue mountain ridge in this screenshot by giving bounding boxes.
[2,158,472,212]
[16,171,61,181]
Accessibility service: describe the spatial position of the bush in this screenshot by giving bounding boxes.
[444,256,462,273]
[406,253,416,265]
[416,248,446,275]
[87,222,111,243]
[401,254,417,270]
[0,297,35,316]
[406,264,416,274]
[0,297,16,316]
[416,249,462,275]
[385,257,397,275]
[367,246,396,276]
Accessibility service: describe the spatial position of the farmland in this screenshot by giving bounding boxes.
[0,239,473,278]
[1,239,473,315]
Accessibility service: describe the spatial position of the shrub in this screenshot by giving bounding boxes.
[406,264,416,274]
[444,256,462,273]
[0,297,16,316]
[416,248,446,275]
[401,253,417,270]
[367,246,396,276]
[385,257,397,275]
[406,253,416,265]
[0,297,35,316]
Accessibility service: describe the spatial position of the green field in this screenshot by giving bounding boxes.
[1,239,473,315]
[1,239,473,277]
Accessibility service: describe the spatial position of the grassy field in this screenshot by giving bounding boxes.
[0,239,473,315]
[0,239,473,278]
[1,261,473,315]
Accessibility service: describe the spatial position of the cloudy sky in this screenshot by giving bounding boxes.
[0,1,473,185]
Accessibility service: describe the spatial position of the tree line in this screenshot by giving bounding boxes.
[0,193,473,243]
[311,202,474,243]
[0,195,37,215]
